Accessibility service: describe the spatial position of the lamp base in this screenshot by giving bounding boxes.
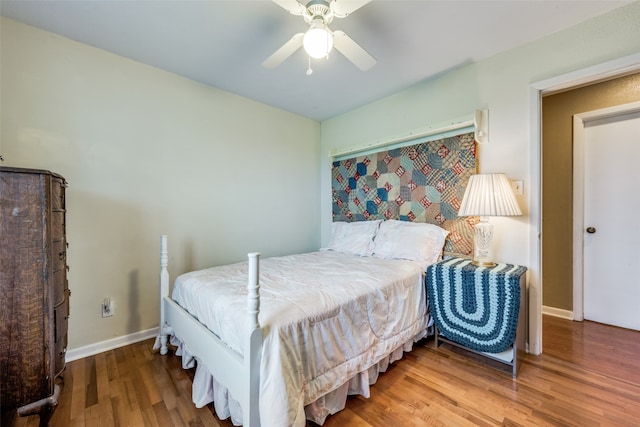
[472,218,495,268]
[471,259,496,267]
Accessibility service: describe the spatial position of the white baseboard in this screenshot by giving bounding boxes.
[65,326,159,362]
[542,305,574,320]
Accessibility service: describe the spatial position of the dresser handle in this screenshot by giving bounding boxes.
[59,251,66,260]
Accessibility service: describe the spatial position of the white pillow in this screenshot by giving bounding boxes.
[373,220,449,264]
[326,220,382,256]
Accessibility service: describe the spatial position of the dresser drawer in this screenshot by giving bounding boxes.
[52,268,66,307]
[54,341,67,377]
[51,178,65,210]
[52,238,67,271]
[54,299,69,376]
[51,211,65,240]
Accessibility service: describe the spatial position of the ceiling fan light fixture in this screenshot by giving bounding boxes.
[265,0,376,71]
[303,21,333,59]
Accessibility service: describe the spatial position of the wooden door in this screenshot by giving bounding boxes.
[580,106,640,330]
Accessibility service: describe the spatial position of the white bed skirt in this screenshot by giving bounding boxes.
[157,327,430,426]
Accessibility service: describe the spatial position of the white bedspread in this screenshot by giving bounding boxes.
[171,251,429,427]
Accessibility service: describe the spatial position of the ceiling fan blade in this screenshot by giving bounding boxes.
[262,33,304,68]
[331,0,371,18]
[332,30,376,71]
[272,0,306,16]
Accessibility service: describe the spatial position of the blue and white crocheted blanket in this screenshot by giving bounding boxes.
[427,258,527,353]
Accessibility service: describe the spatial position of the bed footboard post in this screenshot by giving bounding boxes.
[247,252,260,330]
[245,252,262,427]
[159,235,170,355]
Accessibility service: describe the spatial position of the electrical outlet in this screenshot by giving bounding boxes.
[102,298,114,317]
[511,180,524,195]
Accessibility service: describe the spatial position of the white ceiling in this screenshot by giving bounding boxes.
[1,0,631,121]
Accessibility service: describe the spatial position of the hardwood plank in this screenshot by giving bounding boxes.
[69,357,87,424]
[542,315,640,384]
[85,356,98,408]
[7,316,639,427]
[318,407,371,427]
[131,368,153,412]
[110,396,127,427]
[152,401,174,427]
[106,349,120,383]
[139,362,163,406]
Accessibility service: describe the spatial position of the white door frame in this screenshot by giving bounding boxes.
[528,52,640,355]
[572,101,640,321]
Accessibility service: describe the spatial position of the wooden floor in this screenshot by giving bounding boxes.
[4,316,640,427]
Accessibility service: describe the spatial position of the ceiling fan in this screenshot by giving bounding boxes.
[262,0,376,74]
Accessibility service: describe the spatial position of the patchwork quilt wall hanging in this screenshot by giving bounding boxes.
[331,131,477,257]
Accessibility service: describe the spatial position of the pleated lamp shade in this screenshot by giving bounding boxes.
[458,173,522,217]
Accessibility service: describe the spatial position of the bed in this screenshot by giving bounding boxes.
[156,219,450,426]
[156,131,478,426]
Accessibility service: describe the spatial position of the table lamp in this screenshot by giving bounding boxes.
[458,173,522,266]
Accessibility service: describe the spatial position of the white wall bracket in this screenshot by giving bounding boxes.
[474,109,489,144]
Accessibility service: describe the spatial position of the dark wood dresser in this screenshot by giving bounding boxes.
[0,167,70,426]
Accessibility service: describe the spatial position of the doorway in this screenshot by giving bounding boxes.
[539,70,640,351]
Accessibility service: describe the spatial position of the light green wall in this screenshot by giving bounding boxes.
[2,2,640,354]
[320,2,640,352]
[0,18,321,350]
[321,2,640,260]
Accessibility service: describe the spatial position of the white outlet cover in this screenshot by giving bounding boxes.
[511,180,524,195]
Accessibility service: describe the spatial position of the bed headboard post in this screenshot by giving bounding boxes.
[247,252,260,330]
[159,235,170,355]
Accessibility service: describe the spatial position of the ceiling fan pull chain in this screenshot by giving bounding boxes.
[306,55,313,75]
[326,33,331,60]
